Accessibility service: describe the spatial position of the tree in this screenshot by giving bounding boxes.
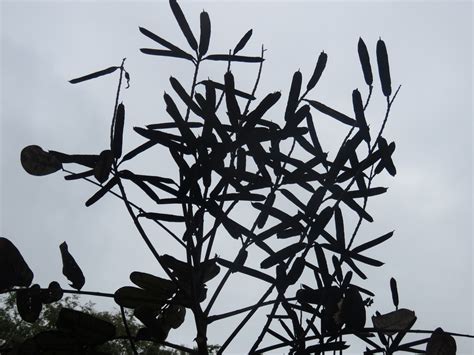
[1,0,472,354]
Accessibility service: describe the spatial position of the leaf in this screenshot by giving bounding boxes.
[306,112,324,157]
[93,150,113,183]
[307,206,333,242]
[204,54,264,63]
[40,281,63,304]
[260,243,307,269]
[85,176,118,207]
[352,231,394,253]
[347,187,387,199]
[216,257,275,283]
[372,308,416,336]
[198,11,211,56]
[69,66,119,84]
[341,287,366,331]
[139,212,185,223]
[255,192,275,229]
[163,92,196,143]
[334,206,345,248]
[202,78,255,100]
[16,284,42,323]
[426,327,457,355]
[114,286,162,309]
[56,308,116,345]
[352,89,370,143]
[0,237,34,291]
[279,188,306,211]
[139,27,194,61]
[234,29,252,54]
[375,137,396,176]
[358,38,373,86]
[162,305,186,329]
[314,244,330,287]
[285,71,302,121]
[376,38,392,97]
[306,342,349,353]
[64,169,94,181]
[286,256,305,285]
[307,51,328,91]
[130,272,177,298]
[390,277,399,309]
[169,0,198,50]
[305,99,357,126]
[59,242,85,291]
[332,255,343,283]
[140,48,195,61]
[111,102,125,158]
[147,121,202,130]
[21,145,62,176]
[170,77,204,117]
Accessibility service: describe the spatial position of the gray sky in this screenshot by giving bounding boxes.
[1,0,472,354]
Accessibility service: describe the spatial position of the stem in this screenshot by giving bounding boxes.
[120,306,138,355]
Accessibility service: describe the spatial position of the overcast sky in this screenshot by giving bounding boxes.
[1,0,472,354]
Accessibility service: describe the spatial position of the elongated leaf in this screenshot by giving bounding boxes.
[69,66,118,84]
[352,231,394,253]
[21,145,62,176]
[286,256,305,285]
[332,255,343,282]
[347,187,387,199]
[307,206,333,242]
[306,99,357,126]
[169,0,197,50]
[329,184,373,222]
[390,277,399,309]
[140,48,194,61]
[60,242,85,291]
[285,71,302,121]
[111,102,125,158]
[307,51,328,91]
[114,286,161,309]
[202,78,255,100]
[198,11,211,56]
[214,192,265,202]
[234,29,252,54]
[64,169,94,181]
[217,257,274,283]
[352,89,370,143]
[16,284,42,323]
[358,38,373,86]
[122,140,158,163]
[314,244,330,286]
[139,212,185,222]
[260,243,307,269]
[163,92,196,143]
[130,272,176,297]
[306,342,349,353]
[170,77,203,117]
[279,188,306,211]
[139,27,194,60]
[376,38,391,97]
[0,237,34,291]
[306,112,324,157]
[334,206,345,247]
[85,176,118,207]
[204,54,263,63]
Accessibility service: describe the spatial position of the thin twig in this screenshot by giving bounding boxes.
[120,306,138,355]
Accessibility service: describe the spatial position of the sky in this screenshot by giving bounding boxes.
[1,0,473,354]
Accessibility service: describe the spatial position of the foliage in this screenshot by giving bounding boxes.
[1,0,471,354]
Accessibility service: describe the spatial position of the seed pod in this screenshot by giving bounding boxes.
[376,38,391,97]
[307,51,327,91]
[358,38,373,86]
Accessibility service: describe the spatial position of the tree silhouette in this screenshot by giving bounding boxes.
[1,1,472,354]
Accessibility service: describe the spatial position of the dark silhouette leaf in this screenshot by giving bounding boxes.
[16,284,42,323]
[198,11,211,56]
[114,286,163,309]
[358,38,373,86]
[147,121,203,130]
[306,186,327,218]
[372,309,416,336]
[426,328,457,355]
[204,54,263,63]
[260,242,307,269]
[49,151,99,168]
[162,305,186,329]
[306,342,349,353]
[111,102,125,158]
[139,212,185,222]
[139,27,194,61]
[352,231,394,253]
[56,308,116,345]
[130,272,177,298]
[375,137,396,176]
[390,277,399,309]
[59,242,85,290]
[21,145,62,176]
[140,48,195,61]
[376,38,392,97]
[216,257,275,283]
[93,150,113,183]
[305,99,357,126]
[332,255,343,282]
[307,51,328,91]
[334,206,345,248]
[64,169,94,181]
[0,237,34,291]
[314,244,330,286]
[170,77,204,117]
[233,29,252,54]
[286,256,305,285]
[285,71,302,121]
[85,176,118,207]
[40,281,63,304]
[329,185,373,222]
[69,66,119,84]
[163,92,196,143]
[347,187,387,199]
[169,0,198,50]
[279,188,306,211]
[306,112,324,156]
[202,78,255,100]
[341,287,366,331]
[352,89,370,143]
